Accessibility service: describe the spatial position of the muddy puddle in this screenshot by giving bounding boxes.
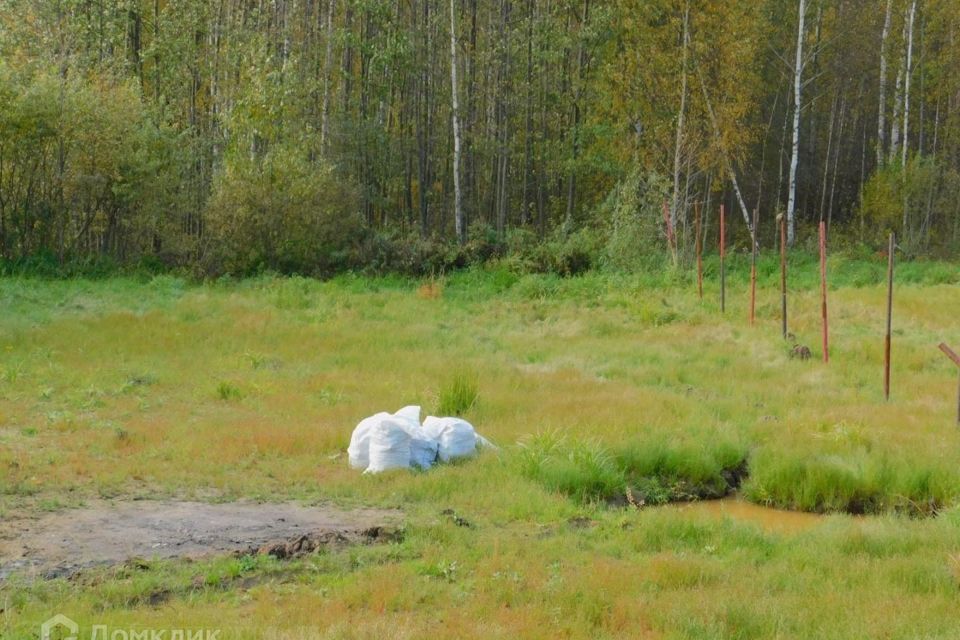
[661,497,831,533]
[0,501,401,580]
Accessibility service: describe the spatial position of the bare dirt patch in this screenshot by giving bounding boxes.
[0,501,401,580]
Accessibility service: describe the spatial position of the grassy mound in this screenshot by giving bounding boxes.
[743,449,957,517]
[517,432,749,506]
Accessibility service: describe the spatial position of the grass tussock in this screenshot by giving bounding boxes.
[437,372,479,416]
[517,431,749,506]
[216,381,245,401]
[743,450,956,517]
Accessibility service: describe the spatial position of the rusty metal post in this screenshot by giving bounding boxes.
[819,221,829,363]
[695,202,703,300]
[939,343,960,426]
[720,204,726,313]
[884,232,895,400]
[750,207,759,326]
[780,215,787,339]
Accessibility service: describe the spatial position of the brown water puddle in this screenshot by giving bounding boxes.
[663,497,829,534]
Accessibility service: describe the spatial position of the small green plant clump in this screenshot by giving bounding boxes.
[438,372,479,416]
[216,381,245,402]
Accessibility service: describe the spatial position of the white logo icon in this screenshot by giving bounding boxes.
[41,614,79,640]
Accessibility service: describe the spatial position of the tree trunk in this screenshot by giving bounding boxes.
[877,0,892,167]
[670,4,690,240]
[901,0,916,167]
[889,9,907,164]
[320,0,336,152]
[564,0,590,230]
[521,0,534,226]
[786,0,807,246]
[450,0,465,244]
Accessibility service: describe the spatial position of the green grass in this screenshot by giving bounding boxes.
[2,255,960,638]
[437,372,480,416]
[517,432,748,505]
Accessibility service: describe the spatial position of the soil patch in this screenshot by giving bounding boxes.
[0,501,401,580]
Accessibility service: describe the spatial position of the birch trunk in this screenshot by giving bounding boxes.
[786,0,807,246]
[889,12,907,164]
[877,0,892,167]
[449,0,465,244]
[319,0,336,153]
[670,5,690,239]
[901,0,916,167]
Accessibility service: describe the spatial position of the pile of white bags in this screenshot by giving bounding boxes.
[348,405,493,473]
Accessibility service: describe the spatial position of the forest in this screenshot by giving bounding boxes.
[0,0,958,275]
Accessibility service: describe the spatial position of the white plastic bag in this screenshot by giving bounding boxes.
[423,416,478,462]
[408,433,439,469]
[347,411,391,470]
[393,405,438,469]
[394,405,421,424]
[365,417,412,473]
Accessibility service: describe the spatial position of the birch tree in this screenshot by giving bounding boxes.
[901,0,916,166]
[670,4,690,250]
[889,9,907,164]
[786,0,808,246]
[319,0,336,153]
[877,0,892,166]
[449,0,465,244]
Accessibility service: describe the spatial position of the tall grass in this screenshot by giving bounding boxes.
[744,450,957,516]
[437,372,479,416]
[517,432,748,505]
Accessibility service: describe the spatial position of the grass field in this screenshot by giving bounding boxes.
[2,254,960,639]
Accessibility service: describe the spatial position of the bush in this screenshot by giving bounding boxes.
[498,227,600,277]
[0,65,190,268]
[358,232,469,276]
[859,155,959,255]
[596,168,671,271]
[205,149,363,276]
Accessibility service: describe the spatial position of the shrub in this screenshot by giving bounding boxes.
[205,149,363,276]
[359,232,468,276]
[595,168,670,271]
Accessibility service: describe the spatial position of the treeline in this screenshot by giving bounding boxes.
[0,0,958,276]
